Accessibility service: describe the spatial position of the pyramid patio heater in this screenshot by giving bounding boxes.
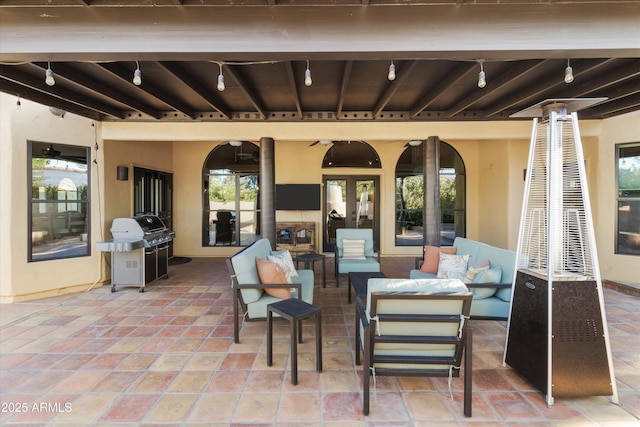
[504,99,618,407]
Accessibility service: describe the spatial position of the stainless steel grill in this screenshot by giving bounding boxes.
[96,214,175,292]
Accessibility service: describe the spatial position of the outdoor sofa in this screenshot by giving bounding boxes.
[410,237,518,320]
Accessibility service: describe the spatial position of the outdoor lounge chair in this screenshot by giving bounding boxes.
[355,278,473,416]
[334,228,380,287]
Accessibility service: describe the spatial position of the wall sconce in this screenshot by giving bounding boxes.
[117,166,129,181]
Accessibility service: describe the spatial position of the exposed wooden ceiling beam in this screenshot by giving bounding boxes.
[410,62,475,118]
[224,65,267,120]
[284,61,303,119]
[556,59,640,99]
[585,92,640,117]
[336,60,353,119]
[445,60,545,118]
[158,61,230,119]
[1,63,125,119]
[48,62,162,119]
[483,59,617,118]
[372,60,418,119]
[99,62,196,119]
[0,78,104,121]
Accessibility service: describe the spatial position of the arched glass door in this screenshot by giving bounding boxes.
[323,175,379,252]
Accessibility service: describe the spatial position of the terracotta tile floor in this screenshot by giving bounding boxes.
[1,256,639,426]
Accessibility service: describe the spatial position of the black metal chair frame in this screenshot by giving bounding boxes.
[226,241,303,344]
[355,291,473,416]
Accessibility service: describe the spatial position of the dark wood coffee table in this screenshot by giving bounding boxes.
[347,271,386,304]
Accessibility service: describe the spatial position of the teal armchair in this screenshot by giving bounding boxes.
[334,228,381,287]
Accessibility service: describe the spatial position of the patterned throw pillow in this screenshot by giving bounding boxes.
[420,245,457,273]
[463,260,491,283]
[436,253,470,280]
[268,250,298,283]
[342,239,366,260]
[255,257,291,299]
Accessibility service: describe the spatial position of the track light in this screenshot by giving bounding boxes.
[45,62,55,86]
[477,61,486,88]
[304,60,312,87]
[388,61,396,81]
[217,63,225,91]
[564,59,574,84]
[133,61,142,86]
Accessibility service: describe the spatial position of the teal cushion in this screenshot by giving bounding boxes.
[473,266,502,284]
[230,239,272,304]
[409,270,437,280]
[336,229,375,257]
[366,278,469,313]
[495,287,512,302]
[452,237,487,266]
[337,257,380,274]
[470,266,502,299]
[469,297,510,319]
[475,244,516,284]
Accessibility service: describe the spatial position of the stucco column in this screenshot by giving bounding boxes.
[423,136,441,246]
[260,137,276,248]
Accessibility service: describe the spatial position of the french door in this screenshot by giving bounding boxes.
[133,167,173,256]
[323,175,379,253]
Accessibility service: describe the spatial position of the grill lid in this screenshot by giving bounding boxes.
[110,215,169,242]
[133,215,167,233]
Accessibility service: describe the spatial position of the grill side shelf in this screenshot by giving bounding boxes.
[96,240,145,252]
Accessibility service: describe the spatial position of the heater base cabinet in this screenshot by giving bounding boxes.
[506,270,614,399]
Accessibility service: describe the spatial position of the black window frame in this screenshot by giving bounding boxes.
[28,140,91,262]
[615,142,640,256]
[202,142,260,247]
[394,141,466,247]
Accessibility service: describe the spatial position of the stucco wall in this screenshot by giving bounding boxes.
[0,96,103,302]
[2,93,638,301]
[594,111,640,284]
[102,139,173,227]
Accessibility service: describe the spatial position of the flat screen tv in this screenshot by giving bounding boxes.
[275,184,321,211]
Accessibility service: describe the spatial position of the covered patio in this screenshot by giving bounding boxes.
[1,258,638,425]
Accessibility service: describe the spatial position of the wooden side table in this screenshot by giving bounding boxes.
[267,298,322,385]
[293,252,326,288]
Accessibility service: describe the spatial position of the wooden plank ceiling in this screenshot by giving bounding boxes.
[1,1,639,122]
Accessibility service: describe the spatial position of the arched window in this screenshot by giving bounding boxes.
[395,141,466,246]
[202,142,260,247]
[321,140,381,168]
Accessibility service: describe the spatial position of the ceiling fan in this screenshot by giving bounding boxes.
[309,139,334,147]
[42,144,61,158]
[229,141,259,162]
[404,140,424,148]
